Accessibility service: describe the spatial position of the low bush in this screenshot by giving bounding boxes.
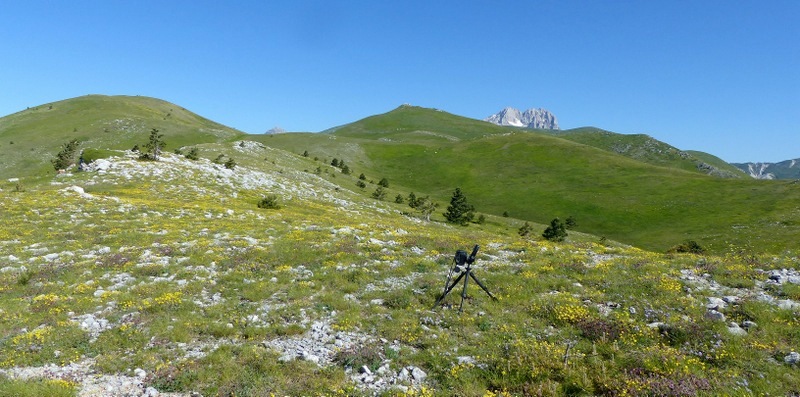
[257,195,281,209]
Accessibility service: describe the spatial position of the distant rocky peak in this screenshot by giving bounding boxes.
[485,107,559,130]
[265,126,286,134]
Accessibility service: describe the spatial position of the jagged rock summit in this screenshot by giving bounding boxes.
[485,107,559,130]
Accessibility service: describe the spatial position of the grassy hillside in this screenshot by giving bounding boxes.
[326,104,513,142]
[258,107,800,254]
[554,128,744,178]
[2,142,800,396]
[0,95,244,179]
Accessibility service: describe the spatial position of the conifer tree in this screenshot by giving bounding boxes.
[371,186,387,200]
[141,128,165,161]
[443,187,475,225]
[542,218,568,242]
[407,192,419,208]
[52,139,80,171]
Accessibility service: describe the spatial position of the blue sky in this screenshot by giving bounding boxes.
[1,1,797,162]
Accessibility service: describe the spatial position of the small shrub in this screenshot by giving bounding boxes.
[518,222,533,237]
[378,178,389,188]
[333,344,383,371]
[224,158,237,170]
[669,240,705,254]
[258,195,281,209]
[356,180,366,189]
[213,154,225,164]
[394,194,404,204]
[576,318,623,342]
[185,148,199,160]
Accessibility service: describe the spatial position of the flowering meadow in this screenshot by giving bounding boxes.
[1,143,799,396]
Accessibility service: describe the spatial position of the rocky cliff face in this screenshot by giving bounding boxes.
[733,159,800,180]
[485,107,559,130]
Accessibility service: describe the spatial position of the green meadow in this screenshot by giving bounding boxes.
[1,96,799,396]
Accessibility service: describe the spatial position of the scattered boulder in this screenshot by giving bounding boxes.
[705,310,726,322]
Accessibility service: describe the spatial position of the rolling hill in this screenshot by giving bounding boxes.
[0,95,244,179]
[256,105,799,254]
[551,127,745,178]
[2,97,798,254]
[3,96,800,396]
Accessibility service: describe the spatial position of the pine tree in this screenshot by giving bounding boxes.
[141,128,165,161]
[565,216,577,229]
[542,218,568,242]
[407,192,419,208]
[443,187,475,225]
[52,139,80,171]
[378,178,389,188]
[371,186,387,200]
[415,196,438,222]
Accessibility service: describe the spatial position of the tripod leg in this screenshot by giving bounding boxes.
[469,272,498,301]
[459,269,471,313]
[433,272,465,309]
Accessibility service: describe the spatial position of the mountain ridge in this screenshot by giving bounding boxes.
[733,159,800,180]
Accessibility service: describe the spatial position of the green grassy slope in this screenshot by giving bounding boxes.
[686,150,748,176]
[554,128,744,178]
[2,140,800,396]
[327,104,513,142]
[258,107,800,254]
[0,95,245,179]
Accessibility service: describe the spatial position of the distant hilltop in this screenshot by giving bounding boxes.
[485,107,559,130]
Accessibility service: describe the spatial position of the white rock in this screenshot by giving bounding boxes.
[410,366,427,381]
[705,310,726,322]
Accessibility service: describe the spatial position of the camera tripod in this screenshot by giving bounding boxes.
[433,245,497,312]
